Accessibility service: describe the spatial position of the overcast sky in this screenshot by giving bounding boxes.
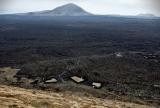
[0,0,160,16]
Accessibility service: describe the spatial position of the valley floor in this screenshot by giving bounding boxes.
[0,84,155,108]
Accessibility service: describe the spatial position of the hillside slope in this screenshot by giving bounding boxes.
[0,85,155,108]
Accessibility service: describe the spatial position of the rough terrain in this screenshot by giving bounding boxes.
[0,84,156,108]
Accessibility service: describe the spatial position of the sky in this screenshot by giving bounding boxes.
[0,0,160,16]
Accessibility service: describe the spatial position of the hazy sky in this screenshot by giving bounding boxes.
[0,0,160,16]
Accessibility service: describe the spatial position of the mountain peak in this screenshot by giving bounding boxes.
[61,3,79,7]
[27,3,92,16]
[51,3,92,16]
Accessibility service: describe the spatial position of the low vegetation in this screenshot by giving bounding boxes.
[15,54,160,106]
[0,15,160,106]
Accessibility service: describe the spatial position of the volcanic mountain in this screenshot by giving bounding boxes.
[27,3,93,16]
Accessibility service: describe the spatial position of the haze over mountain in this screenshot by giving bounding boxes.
[25,3,92,16]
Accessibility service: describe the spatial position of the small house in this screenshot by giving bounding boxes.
[70,76,85,83]
[92,82,102,89]
[115,52,123,58]
[45,78,57,83]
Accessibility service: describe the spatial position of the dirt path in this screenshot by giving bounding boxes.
[0,85,156,108]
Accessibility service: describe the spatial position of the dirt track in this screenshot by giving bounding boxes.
[0,85,156,108]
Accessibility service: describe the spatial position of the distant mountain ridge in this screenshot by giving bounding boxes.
[13,3,158,18]
[137,13,156,17]
[26,3,92,16]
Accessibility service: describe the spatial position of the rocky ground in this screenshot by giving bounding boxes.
[0,67,160,108]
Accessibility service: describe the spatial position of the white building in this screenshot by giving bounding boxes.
[70,76,85,83]
[92,82,102,88]
[45,78,57,83]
